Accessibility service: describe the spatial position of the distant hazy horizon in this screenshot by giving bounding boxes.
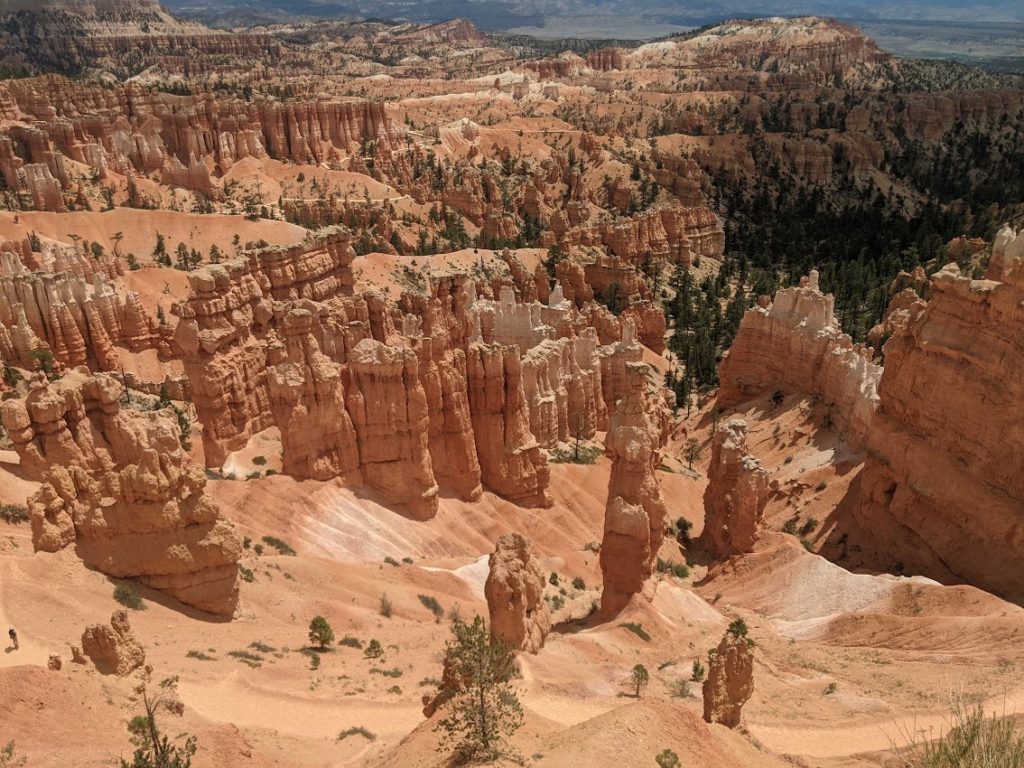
[161,0,1024,35]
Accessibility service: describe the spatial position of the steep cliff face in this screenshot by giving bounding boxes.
[855,227,1024,601]
[0,1,276,76]
[173,227,358,466]
[171,224,680,512]
[718,270,880,446]
[346,339,439,519]
[265,308,359,481]
[700,419,769,559]
[630,17,882,84]
[0,370,241,616]
[0,243,163,375]
[599,365,667,618]
[466,342,552,508]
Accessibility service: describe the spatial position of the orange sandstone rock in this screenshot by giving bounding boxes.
[485,533,550,654]
[599,364,667,618]
[81,610,145,677]
[700,419,769,559]
[702,632,754,727]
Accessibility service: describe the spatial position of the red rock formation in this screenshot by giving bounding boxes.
[700,419,769,558]
[173,228,357,465]
[0,75,395,205]
[521,331,605,448]
[718,270,880,446]
[599,364,667,617]
[855,227,1024,601]
[702,631,755,727]
[466,342,552,508]
[266,308,359,481]
[81,610,145,677]
[0,250,161,375]
[384,19,486,46]
[620,301,666,354]
[346,339,439,519]
[1,371,240,616]
[485,533,550,654]
[587,48,624,71]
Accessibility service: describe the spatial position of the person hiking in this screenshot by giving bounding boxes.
[8,627,17,650]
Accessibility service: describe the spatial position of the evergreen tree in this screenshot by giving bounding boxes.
[435,615,523,765]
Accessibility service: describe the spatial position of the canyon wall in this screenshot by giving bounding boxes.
[717,270,880,446]
[0,75,395,208]
[854,227,1024,601]
[0,240,163,376]
[719,233,1024,603]
[172,228,671,512]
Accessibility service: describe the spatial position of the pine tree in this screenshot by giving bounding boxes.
[435,615,523,765]
[120,678,196,768]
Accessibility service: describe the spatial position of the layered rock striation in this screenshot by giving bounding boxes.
[854,227,1024,601]
[0,370,241,616]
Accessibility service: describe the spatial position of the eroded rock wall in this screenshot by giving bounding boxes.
[855,227,1024,601]
[0,370,241,616]
[718,270,880,446]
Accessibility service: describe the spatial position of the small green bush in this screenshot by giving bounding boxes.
[338,635,363,649]
[418,594,444,619]
[336,726,376,742]
[669,679,692,699]
[262,536,296,556]
[727,618,749,638]
[571,576,586,590]
[114,583,145,611]
[691,659,706,682]
[549,572,559,586]
[619,622,651,642]
[369,667,403,678]
[380,593,393,618]
[239,566,255,583]
[383,556,400,567]
[249,641,276,654]
[656,558,689,579]
[364,639,383,659]
[186,650,215,661]
[0,504,28,524]
[656,749,681,768]
[252,455,267,466]
[228,649,263,667]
